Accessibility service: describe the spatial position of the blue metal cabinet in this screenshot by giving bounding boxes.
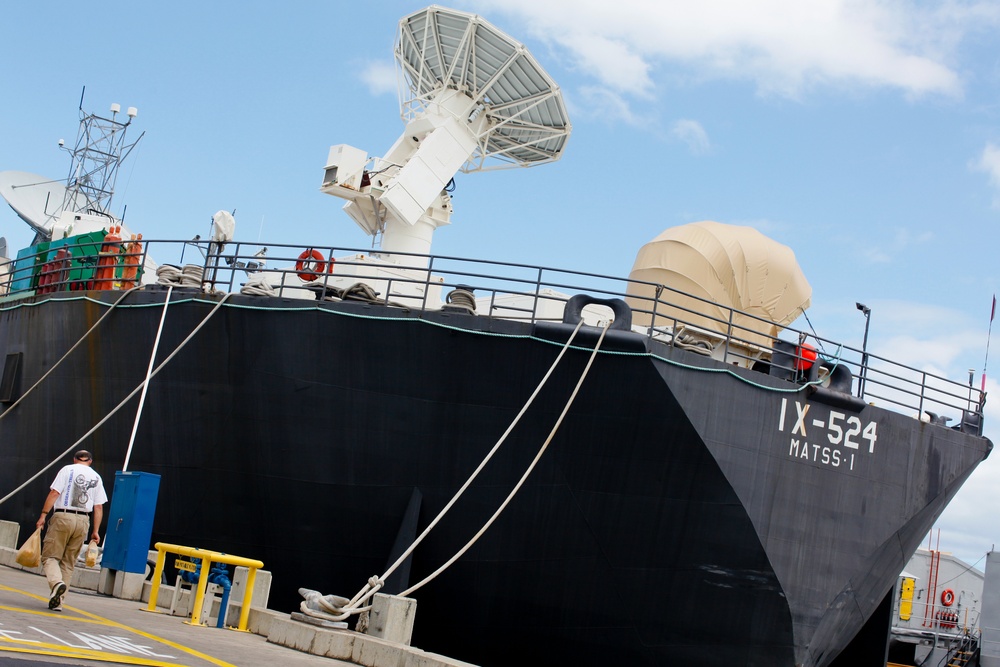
[102,471,160,573]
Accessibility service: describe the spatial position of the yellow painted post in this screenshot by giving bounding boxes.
[237,566,258,631]
[145,546,168,612]
[188,554,213,626]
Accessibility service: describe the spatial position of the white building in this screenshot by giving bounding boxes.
[889,548,993,666]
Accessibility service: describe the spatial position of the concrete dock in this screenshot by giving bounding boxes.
[0,530,476,667]
[0,563,352,667]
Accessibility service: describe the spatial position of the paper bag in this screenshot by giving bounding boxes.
[15,526,42,568]
[85,540,98,568]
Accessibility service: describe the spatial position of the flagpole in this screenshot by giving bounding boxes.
[983,294,995,395]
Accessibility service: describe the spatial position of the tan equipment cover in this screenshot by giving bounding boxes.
[625,221,811,347]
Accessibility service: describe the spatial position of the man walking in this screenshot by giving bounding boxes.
[35,449,107,610]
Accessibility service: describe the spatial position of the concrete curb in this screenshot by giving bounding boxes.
[262,613,476,667]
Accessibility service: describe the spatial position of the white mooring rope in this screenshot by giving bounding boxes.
[0,287,142,422]
[0,292,232,507]
[309,318,612,622]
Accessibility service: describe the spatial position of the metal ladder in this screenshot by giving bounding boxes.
[943,635,979,667]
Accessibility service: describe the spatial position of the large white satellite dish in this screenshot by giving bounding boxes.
[0,171,90,237]
[321,5,571,264]
[396,5,571,171]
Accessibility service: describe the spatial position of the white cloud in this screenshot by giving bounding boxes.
[846,224,935,265]
[893,227,934,247]
[469,0,999,105]
[973,142,1000,207]
[728,218,784,234]
[880,331,980,373]
[670,119,711,155]
[866,299,979,337]
[359,60,397,96]
[567,34,654,96]
[846,298,985,415]
[576,86,644,126]
[861,246,893,264]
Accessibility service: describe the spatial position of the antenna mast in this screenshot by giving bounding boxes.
[0,91,145,245]
[62,87,143,218]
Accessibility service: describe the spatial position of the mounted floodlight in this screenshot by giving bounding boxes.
[321,5,571,265]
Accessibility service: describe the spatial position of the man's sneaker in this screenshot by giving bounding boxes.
[48,582,67,610]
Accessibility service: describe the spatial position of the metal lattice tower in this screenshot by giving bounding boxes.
[61,91,142,217]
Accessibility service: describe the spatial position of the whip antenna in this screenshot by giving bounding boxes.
[983,294,995,393]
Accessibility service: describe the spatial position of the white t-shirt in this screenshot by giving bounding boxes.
[50,463,108,512]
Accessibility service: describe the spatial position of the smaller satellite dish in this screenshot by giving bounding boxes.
[0,170,88,235]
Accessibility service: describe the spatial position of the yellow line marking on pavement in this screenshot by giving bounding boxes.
[0,582,238,667]
[0,603,112,624]
[0,641,179,666]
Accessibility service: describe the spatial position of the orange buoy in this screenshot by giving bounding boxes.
[122,233,144,287]
[941,588,955,607]
[795,343,818,371]
[38,248,72,294]
[94,225,123,290]
[295,248,326,282]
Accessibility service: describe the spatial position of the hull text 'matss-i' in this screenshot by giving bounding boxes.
[0,6,992,667]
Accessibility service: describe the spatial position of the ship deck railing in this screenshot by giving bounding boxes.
[894,597,982,635]
[0,238,986,432]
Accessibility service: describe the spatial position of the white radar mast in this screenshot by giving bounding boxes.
[320,5,571,266]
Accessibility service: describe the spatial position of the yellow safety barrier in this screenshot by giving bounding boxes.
[145,542,264,632]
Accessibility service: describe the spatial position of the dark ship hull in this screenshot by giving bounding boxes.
[0,286,990,666]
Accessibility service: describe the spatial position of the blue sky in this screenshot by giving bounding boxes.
[2,1,1000,567]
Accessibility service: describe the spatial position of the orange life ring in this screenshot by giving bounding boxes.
[295,248,326,282]
[941,588,955,606]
